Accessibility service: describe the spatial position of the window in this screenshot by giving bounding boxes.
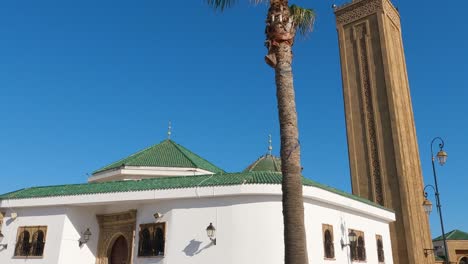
[14,226,47,257]
[0,212,4,234]
[138,223,165,257]
[322,224,335,259]
[31,231,45,256]
[376,235,384,262]
[350,229,366,261]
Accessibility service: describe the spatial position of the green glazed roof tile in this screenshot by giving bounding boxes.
[244,155,282,172]
[93,140,224,174]
[0,171,392,212]
[433,229,468,241]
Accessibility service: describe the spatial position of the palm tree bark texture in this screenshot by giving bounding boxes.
[207,1,314,263]
[266,2,308,264]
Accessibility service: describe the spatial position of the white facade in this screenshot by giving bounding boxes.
[88,166,215,183]
[0,184,394,264]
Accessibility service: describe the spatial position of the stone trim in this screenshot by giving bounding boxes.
[95,210,136,264]
[322,224,335,259]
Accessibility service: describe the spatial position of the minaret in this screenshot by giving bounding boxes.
[334,1,434,263]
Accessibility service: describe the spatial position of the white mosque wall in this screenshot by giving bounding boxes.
[57,207,100,264]
[304,198,394,264]
[0,206,67,264]
[0,189,394,264]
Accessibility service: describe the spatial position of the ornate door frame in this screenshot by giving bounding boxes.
[95,210,136,264]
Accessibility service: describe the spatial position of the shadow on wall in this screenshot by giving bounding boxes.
[6,218,14,226]
[182,239,213,256]
[66,207,99,260]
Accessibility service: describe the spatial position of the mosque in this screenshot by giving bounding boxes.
[0,0,461,263]
[0,135,395,264]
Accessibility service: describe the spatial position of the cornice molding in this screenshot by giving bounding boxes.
[335,0,400,26]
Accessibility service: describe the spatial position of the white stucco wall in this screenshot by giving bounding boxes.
[0,185,395,264]
[57,207,100,264]
[304,198,394,263]
[0,207,67,263]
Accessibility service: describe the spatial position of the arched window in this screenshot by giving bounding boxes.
[14,231,31,256]
[138,223,166,257]
[155,227,165,256]
[460,256,468,264]
[323,229,335,259]
[376,236,384,262]
[31,231,45,256]
[357,236,366,261]
[14,226,47,257]
[138,228,152,256]
[349,230,365,261]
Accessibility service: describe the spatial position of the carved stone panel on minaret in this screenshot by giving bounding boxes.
[335,0,434,264]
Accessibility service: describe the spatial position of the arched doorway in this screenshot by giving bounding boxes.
[460,256,468,264]
[109,235,128,264]
[96,210,136,264]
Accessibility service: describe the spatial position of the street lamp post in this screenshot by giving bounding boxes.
[423,137,449,264]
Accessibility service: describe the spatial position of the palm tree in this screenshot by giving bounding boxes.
[207,1,315,264]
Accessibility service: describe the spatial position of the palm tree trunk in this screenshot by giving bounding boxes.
[266,1,309,263]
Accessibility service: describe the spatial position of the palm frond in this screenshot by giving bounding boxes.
[206,0,237,11]
[207,0,267,11]
[251,0,267,5]
[289,5,316,36]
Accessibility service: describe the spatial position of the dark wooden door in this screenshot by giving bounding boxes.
[109,236,128,264]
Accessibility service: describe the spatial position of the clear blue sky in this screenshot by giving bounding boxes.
[0,0,466,237]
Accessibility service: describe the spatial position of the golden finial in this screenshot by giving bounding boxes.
[268,134,273,155]
[167,121,172,140]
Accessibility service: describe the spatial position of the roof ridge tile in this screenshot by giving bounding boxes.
[93,139,224,174]
[0,171,391,213]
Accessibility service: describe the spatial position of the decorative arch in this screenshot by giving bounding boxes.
[138,228,151,256]
[459,256,468,264]
[357,236,366,260]
[108,235,129,264]
[31,230,45,256]
[376,235,384,262]
[95,210,136,264]
[155,227,165,255]
[14,230,30,256]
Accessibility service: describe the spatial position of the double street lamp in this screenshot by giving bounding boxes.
[423,137,449,264]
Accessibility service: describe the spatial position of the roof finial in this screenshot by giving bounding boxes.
[167,121,172,140]
[268,134,273,155]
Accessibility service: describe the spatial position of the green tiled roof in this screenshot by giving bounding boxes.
[0,171,392,212]
[244,155,281,172]
[93,140,225,174]
[433,229,468,241]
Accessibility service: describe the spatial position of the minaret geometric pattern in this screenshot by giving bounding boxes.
[334,0,434,263]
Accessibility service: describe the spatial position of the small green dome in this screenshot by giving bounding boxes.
[244,154,282,172]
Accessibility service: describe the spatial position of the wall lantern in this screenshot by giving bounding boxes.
[341,230,357,249]
[0,231,7,249]
[424,245,443,257]
[79,228,92,247]
[153,212,163,220]
[206,223,216,245]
